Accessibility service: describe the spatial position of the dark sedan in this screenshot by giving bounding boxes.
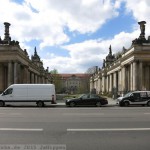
[65,94,108,107]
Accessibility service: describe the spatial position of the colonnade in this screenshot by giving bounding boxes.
[0,61,49,92]
[90,61,150,96]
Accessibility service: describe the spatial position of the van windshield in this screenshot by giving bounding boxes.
[124,92,132,98]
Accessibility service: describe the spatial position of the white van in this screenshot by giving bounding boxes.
[0,84,56,107]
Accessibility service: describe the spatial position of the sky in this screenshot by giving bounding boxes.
[0,0,150,73]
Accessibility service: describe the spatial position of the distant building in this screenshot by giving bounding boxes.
[58,74,90,94]
[0,22,51,92]
[90,21,150,97]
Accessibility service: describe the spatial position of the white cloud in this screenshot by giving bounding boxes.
[122,0,150,21]
[43,28,140,73]
[1,0,150,73]
[120,0,150,38]
[0,0,119,48]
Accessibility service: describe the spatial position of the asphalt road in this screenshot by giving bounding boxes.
[0,106,150,150]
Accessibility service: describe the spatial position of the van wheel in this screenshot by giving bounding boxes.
[147,101,150,107]
[0,101,5,107]
[37,101,44,107]
[124,101,129,107]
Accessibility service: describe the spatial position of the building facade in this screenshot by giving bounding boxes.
[58,74,90,94]
[90,21,150,97]
[0,22,51,92]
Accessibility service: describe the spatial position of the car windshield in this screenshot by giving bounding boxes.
[79,94,84,98]
[123,92,132,98]
[79,94,89,98]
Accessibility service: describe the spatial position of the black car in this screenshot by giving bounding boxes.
[65,94,108,107]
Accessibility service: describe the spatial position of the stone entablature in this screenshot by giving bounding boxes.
[90,21,150,97]
[0,22,50,92]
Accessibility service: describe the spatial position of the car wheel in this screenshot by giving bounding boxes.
[0,101,5,107]
[37,101,44,107]
[70,102,75,107]
[147,101,150,107]
[96,102,101,107]
[124,101,129,107]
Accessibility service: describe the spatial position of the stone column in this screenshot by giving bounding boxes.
[27,68,30,83]
[35,74,38,83]
[0,64,3,92]
[133,61,137,91]
[97,77,100,94]
[23,66,29,83]
[130,63,133,91]
[113,72,117,89]
[139,62,143,90]
[102,76,105,93]
[109,74,112,92]
[42,76,44,83]
[17,63,21,83]
[46,77,48,84]
[145,66,150,90]
[103,76,106,93]
[121,66,126,93]
[8,62,13,86]
[126,65,130,91]
[106,75,108,93]
[30,72,33,83]
[14,62,18,84]
[118,70,122,95]
[37,75,39,83]
[32,73,35,83]
[107,75,110,93]
[100,77,102,93]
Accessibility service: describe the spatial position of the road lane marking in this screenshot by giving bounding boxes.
[144,113,150,114]
[0,113,21,115]
[0,128,43,131]
[63,113,104,116]
[67,128,150,132]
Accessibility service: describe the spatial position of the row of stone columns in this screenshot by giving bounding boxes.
[90,61,149,95]
[105,61,140,94]
[7,61,49,86]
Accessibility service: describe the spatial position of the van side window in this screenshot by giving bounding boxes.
[3,88,13,95]
[147,92,150,98]
[133,93,140,99]
[140,92,147,98]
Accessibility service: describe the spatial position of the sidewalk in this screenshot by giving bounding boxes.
[107,97,117,105]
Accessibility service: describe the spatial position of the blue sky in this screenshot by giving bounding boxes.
[0,0,150,73]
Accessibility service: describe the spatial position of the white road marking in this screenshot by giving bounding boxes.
[67,128,150,132]
[0,128,43,131]
[63,113,104,116]
[0,113,22,117]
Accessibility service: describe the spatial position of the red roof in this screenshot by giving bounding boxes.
[59,73,90,78]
